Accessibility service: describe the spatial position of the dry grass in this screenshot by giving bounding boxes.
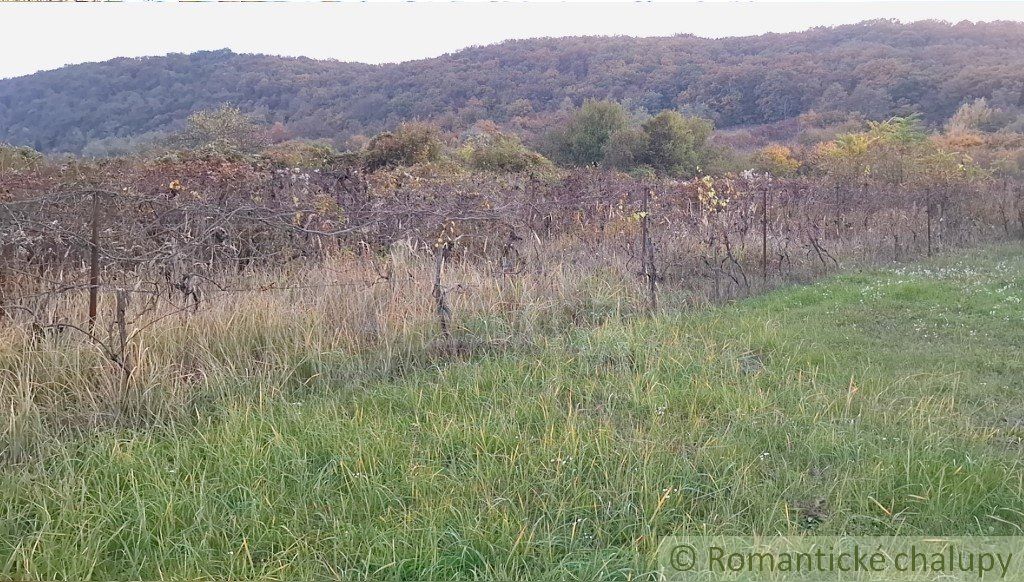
[0,239,645,452]
[0,244,1021,579]
[1,215,1017,452]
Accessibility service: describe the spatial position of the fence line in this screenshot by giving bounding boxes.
[2,167,1022,370]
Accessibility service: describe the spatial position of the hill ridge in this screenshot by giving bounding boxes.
[3,19,1024,153]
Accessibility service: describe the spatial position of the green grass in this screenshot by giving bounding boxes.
[3,245,1024,580]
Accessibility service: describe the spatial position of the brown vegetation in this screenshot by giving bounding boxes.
[1,110,1024,452]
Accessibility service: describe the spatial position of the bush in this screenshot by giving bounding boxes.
[752,144,801,177]
[601,128,650,171]
[544,100,629,166]
[641,111,714,178]
[0,143,43,172]
[171,105,270,155]
[462,131,550,172]
[364,122,443,171]
[946,98,1016,134]
[262,140,340,169]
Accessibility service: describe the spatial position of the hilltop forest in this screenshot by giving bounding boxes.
[3,19,1024,154]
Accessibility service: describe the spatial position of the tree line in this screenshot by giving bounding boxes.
[4,20,1024,154]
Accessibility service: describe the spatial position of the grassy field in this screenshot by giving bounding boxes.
[2,245,1023,580]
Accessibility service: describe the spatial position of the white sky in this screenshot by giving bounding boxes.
[2,1,1024,80]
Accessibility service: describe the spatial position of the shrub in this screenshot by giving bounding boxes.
[364,122,443,171]
[262,140,340,169]
[601,127,650,171]
[752,144,801,177]
[0,143,43,172]
[641,111,714,178]
[544,100,629,166]
[463,131,550,172]
[171,105,270,155]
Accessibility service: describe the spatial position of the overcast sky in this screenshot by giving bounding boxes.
[2,1,1023,79]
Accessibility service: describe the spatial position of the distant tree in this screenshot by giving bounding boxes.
[846,85,894,121]
[7,21,1024,153]
[817,83,850,112]
[601,127,649,171]
[641,111,714,178]
[546,100,629,166]
[506,98,535,118]
[868,114,927,145]
[458,98,489,126]
[639,91,669,114]
[867,115,930,185]
[676,102,717,121]
[172,105,269,155]
[946,98,1009,133]
[461,129,550,173]
[363,121,443,170]
[1002,114,1024,134]
[756,70,809,121]
[752,144,802,177]
[268,121,292,143]
[811,132,871,183]
[990,86,1024,110]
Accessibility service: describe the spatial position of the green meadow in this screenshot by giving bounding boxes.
[2,245,1023,580]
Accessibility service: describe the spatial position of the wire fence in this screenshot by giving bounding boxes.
[2,163,1023,381]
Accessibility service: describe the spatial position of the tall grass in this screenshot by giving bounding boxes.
[1,240,645,454]
[0,244,1022,579]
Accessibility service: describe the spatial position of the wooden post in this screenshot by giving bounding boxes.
[926,193,933,258]
[115,288,134,389]
[88,190,101,330]
[713,238,720,302]
[833,183,842,239]
[0,280,6,323]
[499,229,522,291]
[640,188,657,313]
[0,249,8,322]
[432,242,452,341]
[1018,186,1024,239]
[115,289,128,355]
[761,183,769,283]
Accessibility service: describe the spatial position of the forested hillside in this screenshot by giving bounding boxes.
[3,19,1024,153]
